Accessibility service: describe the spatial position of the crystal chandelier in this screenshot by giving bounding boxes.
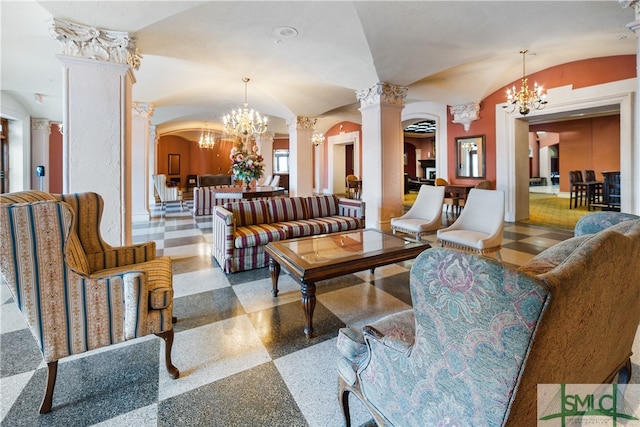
[312,119,325,146]
[503,50,547,116]
[223,78,268,147]
[198,127,216,149]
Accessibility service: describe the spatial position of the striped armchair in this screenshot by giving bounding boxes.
[0,191,179,413]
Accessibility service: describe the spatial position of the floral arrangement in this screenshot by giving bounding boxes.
[229,143,264,186]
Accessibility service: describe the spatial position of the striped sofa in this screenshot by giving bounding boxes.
[0,190,179,413]
[213,194,365,273]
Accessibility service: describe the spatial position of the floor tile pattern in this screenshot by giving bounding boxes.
[1,200,636,426]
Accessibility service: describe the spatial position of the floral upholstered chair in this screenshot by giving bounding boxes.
[338,218,640,426]
[0,191,179,413]
[337,247,550,426]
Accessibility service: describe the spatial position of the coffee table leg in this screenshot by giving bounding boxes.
[301,281,316,338]
[269,258,280,297]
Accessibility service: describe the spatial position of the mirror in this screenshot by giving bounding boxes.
[456,135,485,178]
[168,154,180,175]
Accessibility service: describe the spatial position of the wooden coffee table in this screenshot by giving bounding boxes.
[265,229,430,338]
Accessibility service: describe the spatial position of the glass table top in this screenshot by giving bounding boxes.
[275,229,420,266]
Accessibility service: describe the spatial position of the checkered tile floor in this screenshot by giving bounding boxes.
[1,200,636,426]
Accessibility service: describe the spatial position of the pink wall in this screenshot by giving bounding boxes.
[446,55,635,187]
[530,115,620,192]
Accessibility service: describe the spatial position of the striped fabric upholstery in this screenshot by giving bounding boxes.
[224,200,271,226]
[193,187,216,216]
[268,197,308,222]
[56,192,156,272]
[0,192,174,364]
[307,194,339,218]
[273,219,324,238]
[309,216,361,233]
[233,224,286,248]
[153,174,181,204]
[212,195,365,273]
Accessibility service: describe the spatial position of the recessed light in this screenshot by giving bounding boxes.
[274,26,298,39]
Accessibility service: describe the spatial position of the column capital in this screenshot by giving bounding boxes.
[287,116,315,130]
[31,118,51,133]
[132,102,154,118]
[50,18,142,70]
[449,102,481,132]
[356,82,408,108]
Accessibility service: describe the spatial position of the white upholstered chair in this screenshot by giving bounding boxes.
[270,175,280,187]
[391,185,445,241]
[436,188,505,261]
[153,174,182,209]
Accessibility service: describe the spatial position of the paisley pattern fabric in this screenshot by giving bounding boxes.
[574,211,640,236]
[0,192,174,363]
[338,248,549,426]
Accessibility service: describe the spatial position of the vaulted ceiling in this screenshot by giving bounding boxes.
[1,1,636,139]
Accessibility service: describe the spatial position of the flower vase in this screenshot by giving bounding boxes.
[244,178,252,191]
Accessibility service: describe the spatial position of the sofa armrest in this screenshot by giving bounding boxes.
[363,325,413,356]
[338,198,365,226]
[212,206,236,273]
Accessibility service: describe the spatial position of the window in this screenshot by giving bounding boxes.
[273,149,289,173]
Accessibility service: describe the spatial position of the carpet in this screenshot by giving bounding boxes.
[522,193,591,230]
[403,191,591,231]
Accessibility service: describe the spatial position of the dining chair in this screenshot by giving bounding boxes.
[391,185,445,240]
[434,177,461,215]
[345,175,361,199]
[270,175,280,187]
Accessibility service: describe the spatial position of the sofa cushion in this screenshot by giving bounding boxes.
[272,220,324,238]
[309,216,360,233]
[224,200,271,226]
[234,224,286,248]
[307,195,339,218]
[269,197,308,222]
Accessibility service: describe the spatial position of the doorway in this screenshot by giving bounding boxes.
[328,131,360,195]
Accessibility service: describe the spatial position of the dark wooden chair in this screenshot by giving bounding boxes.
[569,170,587,209]
[584,169,603,210]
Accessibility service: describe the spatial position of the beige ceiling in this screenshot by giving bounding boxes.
[1,1,636,140]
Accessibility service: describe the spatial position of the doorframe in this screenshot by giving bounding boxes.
[496,79,636,221]
[327,131,359,194]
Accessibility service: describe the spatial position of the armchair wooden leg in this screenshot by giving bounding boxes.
[155,329,180,379]
[338,377,352,427]
[39,360,58,414]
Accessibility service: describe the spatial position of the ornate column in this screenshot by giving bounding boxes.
[31,119,51,191]
[356,82,408,230]
[51,18,141,245]
[132,102,153,224]
[620,0,640,214]
[287,116,314,196]
[256,131,274,180]
[149,125,158,206]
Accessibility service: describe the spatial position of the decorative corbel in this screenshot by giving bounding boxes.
[450,102,481,132]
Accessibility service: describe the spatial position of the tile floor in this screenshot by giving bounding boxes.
[1,200,637,426]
